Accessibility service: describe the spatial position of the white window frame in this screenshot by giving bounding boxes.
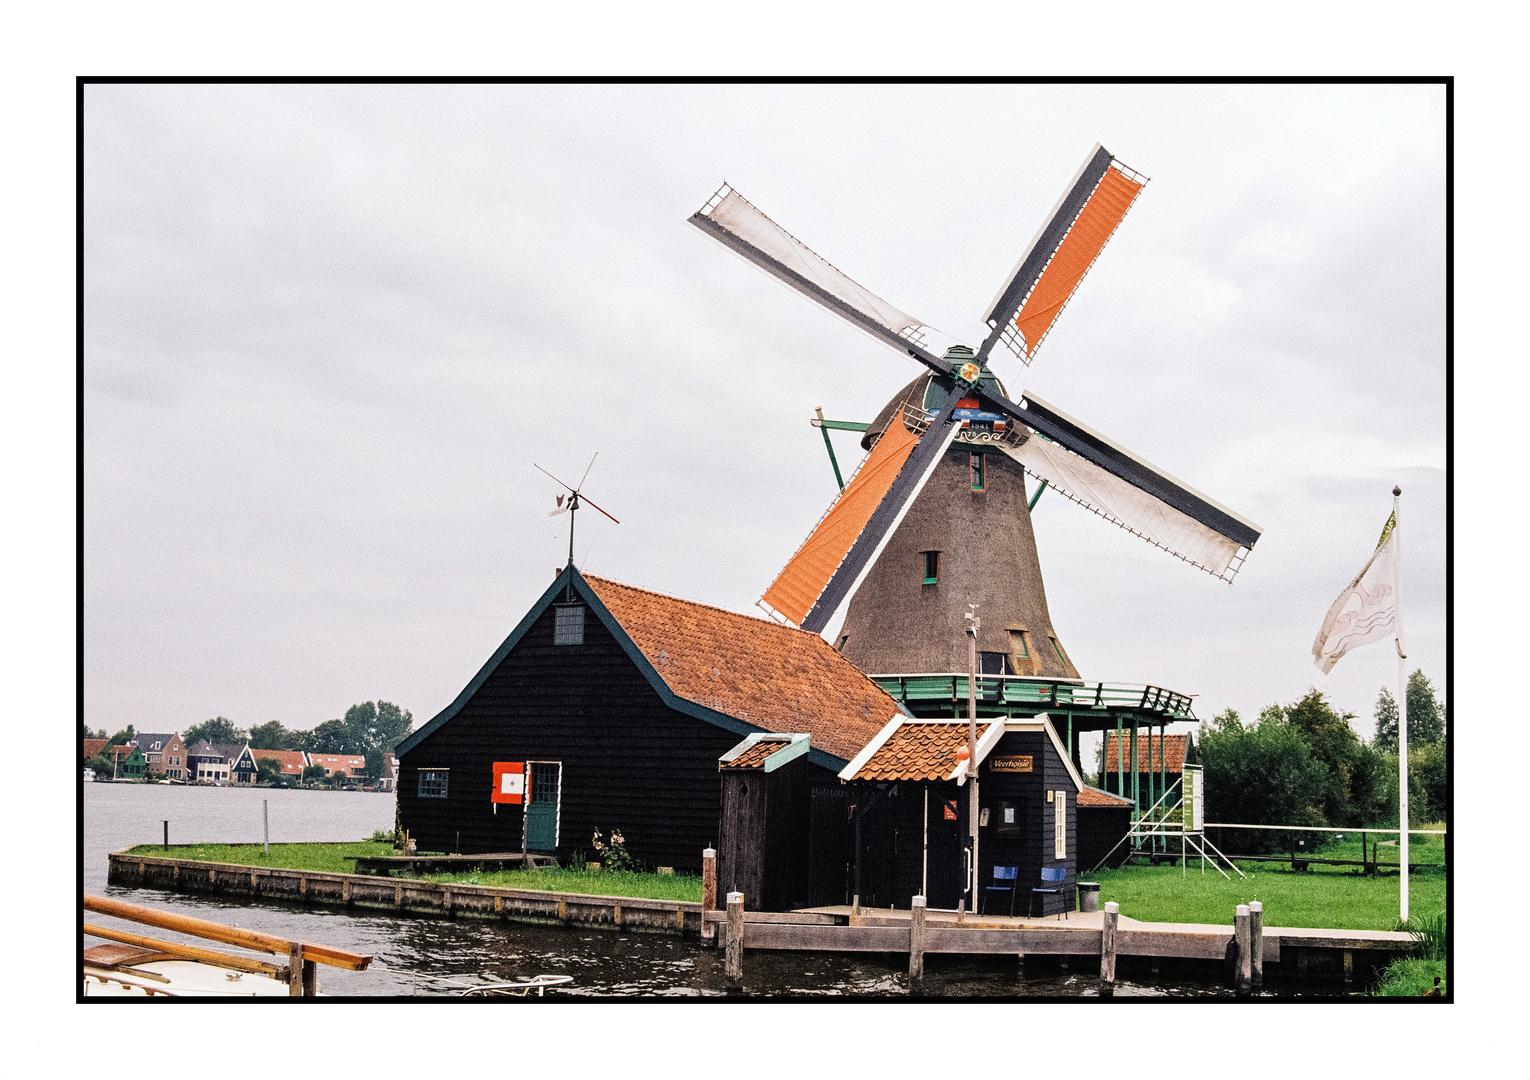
[1054,789,1067,859]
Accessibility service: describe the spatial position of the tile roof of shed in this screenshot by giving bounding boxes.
[1078,785,1133,808]
[1103,732,1187,774]
[585,575,900,763]
[719,740,783,770]
[853,721,972,781]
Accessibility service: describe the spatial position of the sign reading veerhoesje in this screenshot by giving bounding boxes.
[988,756,1033,773]
[491,761,525,804]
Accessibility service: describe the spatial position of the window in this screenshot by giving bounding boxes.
[1054,790,1068,859]
[970,452,986,492]
[553,604,585,645]
[1010,629,1030,658]
[921,551,940,585]
[418,770,449,798]
[979,651,1009,676]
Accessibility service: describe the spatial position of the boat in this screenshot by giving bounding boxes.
[83,894,372,997]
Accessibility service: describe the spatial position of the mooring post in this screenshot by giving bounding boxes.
[701,848,717,943]
[263,799,269,856]
[1099,901,1118,996]
[163,820,169,851]
[908,895,927,993]
[1249,901,1264,987]
[287,940,304,997]
[725,891,744,989]
[1234,904,1252,995]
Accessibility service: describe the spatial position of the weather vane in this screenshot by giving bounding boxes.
[537,454,619,568]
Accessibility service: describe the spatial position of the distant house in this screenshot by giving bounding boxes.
[376,754,399,793]
[105,742,147,779]
[185,740,241,784]
[396,566,900,877]
[136,732,188,779]
[1102,731,1188,812]
[249,749,308,783]
[227,745,261,785]
[82,738,109,763]
[308,754,366,784]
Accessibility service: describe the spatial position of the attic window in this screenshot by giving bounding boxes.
[1010,629,1030,658]
[980,651,1009,676]
[1050,636,1068,664]
[970,453,986,492]
[921,551,940,585]
[553,604,585,646]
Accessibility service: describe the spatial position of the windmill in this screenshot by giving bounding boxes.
[688,145,1263,680]
[538,454,619,567]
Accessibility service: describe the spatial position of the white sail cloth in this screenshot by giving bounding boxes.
[699,186,966,357]
[1001,436,1246,581]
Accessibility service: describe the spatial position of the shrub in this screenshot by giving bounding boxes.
[591,828,639,872]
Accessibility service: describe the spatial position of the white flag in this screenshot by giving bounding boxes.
[1312,511,1398,674]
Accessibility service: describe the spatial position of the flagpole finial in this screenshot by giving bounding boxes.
[1393,486,1402,496]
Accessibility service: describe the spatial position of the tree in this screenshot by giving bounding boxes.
[301,718,353,754]
[86,753,112,775]
[363,747,388,781]
[340,701,414,756]
[374,702,413,751]
[255,757,287,786]
[1374,671,1445,751]
[1285,689,1365,826]
[248,720,293,751]
[104,724,136,750]
[1406,670,1445,746]
[184,717,245,748]
[1199,707,1330,852]
[301,763,329,786]
[82,723,106,740]
[1373,687,1399,752]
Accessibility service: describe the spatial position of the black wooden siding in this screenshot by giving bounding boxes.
[1077,805,1133,871]
[717,754,814,911]
[975,731,1076,916]
[398,601,744,874]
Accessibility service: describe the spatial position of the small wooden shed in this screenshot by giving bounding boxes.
[716,733,813,912]
[836,714,1086,916]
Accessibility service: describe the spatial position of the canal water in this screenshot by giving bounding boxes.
[84,783,1357,998]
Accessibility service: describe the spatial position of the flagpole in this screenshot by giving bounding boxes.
[1393,485,1409,924]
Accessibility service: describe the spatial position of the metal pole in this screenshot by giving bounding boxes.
[966,609,980,910]
[1393,485,1409,923]
[815,407,846,490]
[263,800,269,856]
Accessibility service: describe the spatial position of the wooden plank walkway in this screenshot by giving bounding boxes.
[704,904,1414,963]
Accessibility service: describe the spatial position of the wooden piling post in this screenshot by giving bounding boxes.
[701,848,717,943]
[287,940,304,997]
[163,820,169,851]
[1249,901,1264,987]
[1343,949,1354,984]
[1234,904,1251,994]
[908,895,927,993]
[1099,901,1118,996]
[725,891,744,989]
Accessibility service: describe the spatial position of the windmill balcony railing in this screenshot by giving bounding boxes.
[872,674,1196,720]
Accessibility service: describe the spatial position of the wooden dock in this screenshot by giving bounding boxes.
[107,852,700,935]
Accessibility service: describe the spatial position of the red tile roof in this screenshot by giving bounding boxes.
[585,575,901,763]
[82,739,109,760]
[720,740,784,770]
[309,753,365,776]
[249,749,307,775]
[1103,732,1187,774]
[854,722,972,782]
[1078,786,1133,808]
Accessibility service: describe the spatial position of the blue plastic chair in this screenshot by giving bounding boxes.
[984,865,1020,916]
[1031,866,1068,918]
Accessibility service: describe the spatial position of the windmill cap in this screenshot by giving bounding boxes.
[943,345,975,361]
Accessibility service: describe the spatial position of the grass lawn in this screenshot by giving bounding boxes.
[125,841,392,874]
[1090,859,1446,931]
[124,841,703,903]
[425,867,702,904]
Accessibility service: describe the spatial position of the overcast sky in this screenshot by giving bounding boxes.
[84,83,1445,745]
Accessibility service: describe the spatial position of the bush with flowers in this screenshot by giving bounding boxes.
[590,827,639,872]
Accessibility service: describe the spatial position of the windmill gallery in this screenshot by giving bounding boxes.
[397,145,1264,920]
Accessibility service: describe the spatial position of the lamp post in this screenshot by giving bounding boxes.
[965,605,980,910]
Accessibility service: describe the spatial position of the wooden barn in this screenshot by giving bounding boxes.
[833,714,1089,916]
[394,566,902,877]
[1102,730,1189,815]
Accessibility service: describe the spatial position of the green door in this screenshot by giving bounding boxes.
[526,762,560,851]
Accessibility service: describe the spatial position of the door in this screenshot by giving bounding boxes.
[925,787,967,910]
[525,762,561,852]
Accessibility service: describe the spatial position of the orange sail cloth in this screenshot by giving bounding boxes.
[762,411,921,625]
[1014,166,1143,357]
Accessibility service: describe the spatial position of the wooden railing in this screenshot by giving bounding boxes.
[83,893,372,996]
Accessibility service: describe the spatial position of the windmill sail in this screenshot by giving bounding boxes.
[690,184,966,369]
[978,145,1146,366]
[999,396,1262,582]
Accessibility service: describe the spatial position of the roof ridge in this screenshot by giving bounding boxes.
[583,573,826,643]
